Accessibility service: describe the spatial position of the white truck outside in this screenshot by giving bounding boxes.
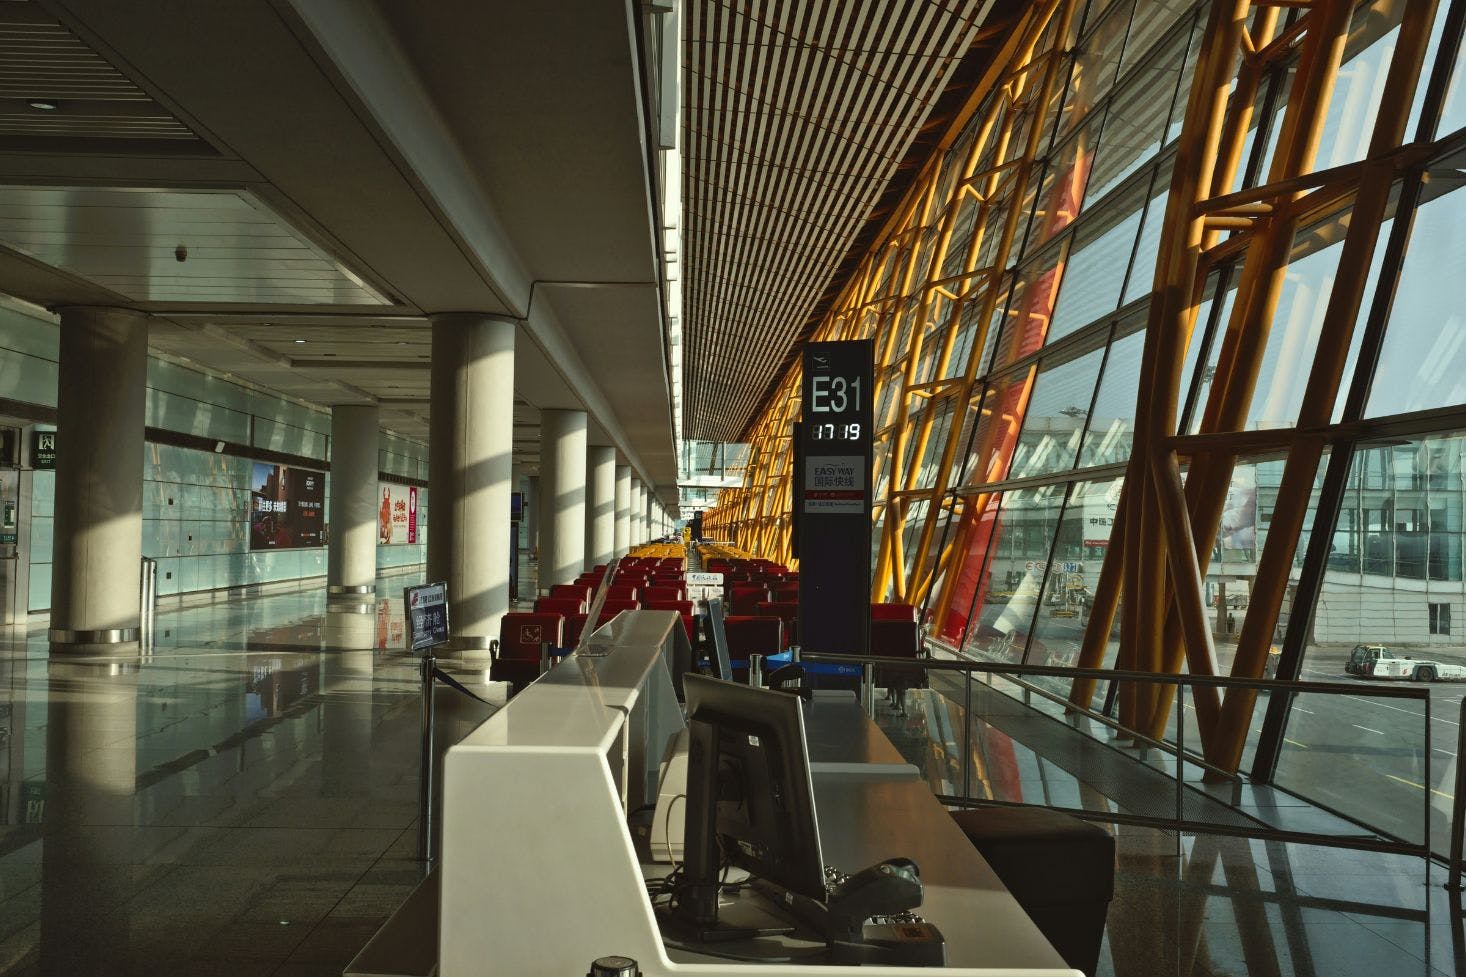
[1365,652,1466,682]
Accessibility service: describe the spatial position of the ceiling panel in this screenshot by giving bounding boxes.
[682,0,991,441]
[0,185,392,306]
[0,0,207,148]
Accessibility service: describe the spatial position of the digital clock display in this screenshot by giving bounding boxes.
[810,422,862,441]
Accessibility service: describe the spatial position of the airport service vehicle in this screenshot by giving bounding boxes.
[1364,651,1466,682]
[1345,644,1389,675]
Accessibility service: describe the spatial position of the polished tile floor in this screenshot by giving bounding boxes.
[4,567,1464,976]
[0,569,483,977]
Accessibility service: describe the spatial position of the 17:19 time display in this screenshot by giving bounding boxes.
[810,422,862,441]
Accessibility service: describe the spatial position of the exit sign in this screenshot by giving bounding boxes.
[32,430,55,470]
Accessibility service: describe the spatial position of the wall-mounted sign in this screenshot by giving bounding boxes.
[378,483,419,544]
[249,462,325,549]
[32,430,55,470]
[405,581,450,653]
[797,339,874,659]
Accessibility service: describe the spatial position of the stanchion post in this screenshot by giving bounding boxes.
[139,557,157,649]
[419,654,438,864]
[1175,677,1185,833]
[1448,695,1466,890]
[961,668,972,802]
[750,654,763,687]
[862,662,876,719]
[539,641,551,675]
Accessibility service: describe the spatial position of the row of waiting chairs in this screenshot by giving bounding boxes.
[492,554,694,691]
[492,551,925,700]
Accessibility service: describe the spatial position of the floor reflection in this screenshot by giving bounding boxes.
[874,683,1466,976]
[0,571,439,977]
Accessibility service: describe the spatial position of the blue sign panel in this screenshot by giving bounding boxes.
[405,581,450,653]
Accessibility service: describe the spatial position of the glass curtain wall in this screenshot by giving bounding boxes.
[706,0,1466,850]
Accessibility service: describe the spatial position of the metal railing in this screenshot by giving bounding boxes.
[798,650,1437,863]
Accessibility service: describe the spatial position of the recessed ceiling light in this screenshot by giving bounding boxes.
[28,100,58,111]
[293,339,306,344]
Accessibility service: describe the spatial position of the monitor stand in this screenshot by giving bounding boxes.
[655,903,795,944]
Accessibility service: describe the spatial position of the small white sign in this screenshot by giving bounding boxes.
[804,455,865,514]
[687,571,724,586]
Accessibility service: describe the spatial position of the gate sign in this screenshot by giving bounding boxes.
[404,581,450,653]
[798,339,874,659]
[805,455,865,513]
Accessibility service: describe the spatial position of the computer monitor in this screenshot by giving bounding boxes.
[675,673,825,933]
[704,597,733,681]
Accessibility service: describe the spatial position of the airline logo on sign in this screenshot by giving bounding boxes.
[805,456,864,513]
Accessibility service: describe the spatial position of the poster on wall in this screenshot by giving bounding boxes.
[378,483,419,545]
[249,462,325,549]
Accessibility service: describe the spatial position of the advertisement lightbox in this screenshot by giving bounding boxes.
[249,462,325,549]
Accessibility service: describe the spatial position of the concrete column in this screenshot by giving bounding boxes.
[428,314,515,652]
[50,306,148,645]
[614,465,631,556]
[525,475,540,561]
[645,490,655,541]
[327,404,380,596]
[630,476,644,545]
[538,409,588,589]
[585,446,616,571]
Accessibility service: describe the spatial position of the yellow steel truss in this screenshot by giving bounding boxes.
[704,0,1453,773]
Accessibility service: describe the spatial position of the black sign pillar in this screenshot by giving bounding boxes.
[796,340,873,658]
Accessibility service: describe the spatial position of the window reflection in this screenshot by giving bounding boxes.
[959,369,1037,489]
[1009,345,1105,480]
[1029,477,1126,696]
[1080,327,1143,468]
[1365,153,1466,418]
[957,484,1068,663]
[1046,181,1146,341]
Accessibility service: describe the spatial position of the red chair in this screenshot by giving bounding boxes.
[608,584,639,602]
[643,585,684,602]
[729,583,769,617]
[535,596,585,616]
[871,602,919,622]
[565,613,589,647]
[722,615,784,684]
[645,598,696,643]
[754,601,798,646]
[771,582,799,601]
[492,612,565,695]
[550,583,592,603]
[597,599,640,625]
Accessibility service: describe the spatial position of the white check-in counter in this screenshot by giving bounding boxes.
[357,610,1078,977]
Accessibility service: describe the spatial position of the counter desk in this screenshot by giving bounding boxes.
[351,610,1077,977]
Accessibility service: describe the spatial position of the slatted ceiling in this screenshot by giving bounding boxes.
[683,0,991,442]
[0,0,202,143]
